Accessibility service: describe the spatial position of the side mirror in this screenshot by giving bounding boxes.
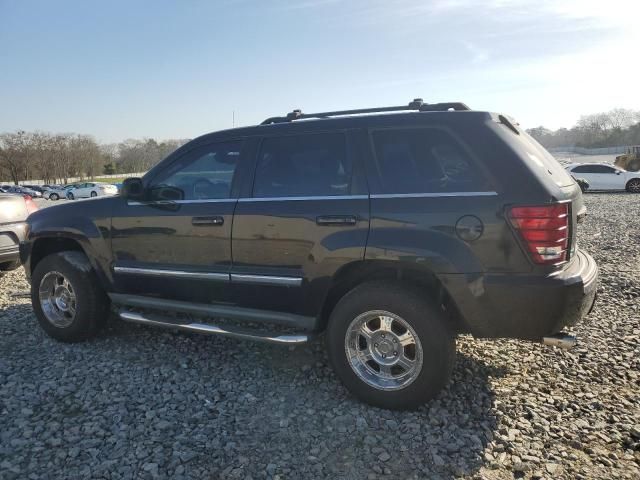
[121,177,145,199]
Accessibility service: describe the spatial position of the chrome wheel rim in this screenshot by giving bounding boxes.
[345,310,423,391]
[39,271,77,328]
[629,181,640,193]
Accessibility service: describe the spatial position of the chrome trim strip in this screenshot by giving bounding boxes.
[370,191,498,199]
[238,195,368,202]
[127,198,237,206]
[113,266,229,281]
[119,310,311,345]
[231,273,303,287]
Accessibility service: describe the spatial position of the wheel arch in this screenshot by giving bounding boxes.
[319,260,468,333]
[626,177,640,192]
[29,236,111,291]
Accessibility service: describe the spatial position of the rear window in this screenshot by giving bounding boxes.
[516,130,575,187]
[371,128,490,194]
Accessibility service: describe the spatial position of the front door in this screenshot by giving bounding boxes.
[110,139,247,304]
[230,131,370,318]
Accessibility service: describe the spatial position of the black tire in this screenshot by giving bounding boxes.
[326,281,455,410]
[626,178,640,193]
[67,192,74,200]
[50,193,59,200]
[31,251,110,342]
[90,191,97,197]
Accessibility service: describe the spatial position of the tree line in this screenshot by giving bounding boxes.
[0,131,187,185]
[527,108,640,149]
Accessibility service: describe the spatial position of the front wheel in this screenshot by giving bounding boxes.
[31,251,110,342]
[326,282,455,410]
[50,193,59,200]
[626,178,640,193]
[90,191,97,197]
[67,192,75,200]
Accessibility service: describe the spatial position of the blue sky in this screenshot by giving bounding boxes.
[1,0,638,142]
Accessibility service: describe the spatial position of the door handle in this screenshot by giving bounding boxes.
[192,216,224,226]
[316,215,357,226]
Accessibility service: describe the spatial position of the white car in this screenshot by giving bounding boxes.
[66,182,118,199]
[565,163,640,193]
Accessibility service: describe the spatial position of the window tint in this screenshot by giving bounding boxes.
[573,165,615,174]
[571,165,595,173]
[371,128,488,194]
[149,141,242,201]
[253,133,350,197]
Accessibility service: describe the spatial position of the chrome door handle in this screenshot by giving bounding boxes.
[316,215,357,226]
[192,216,224,226]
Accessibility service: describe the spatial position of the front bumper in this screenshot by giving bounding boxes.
[441,249,598,340]
[0,222,27,269]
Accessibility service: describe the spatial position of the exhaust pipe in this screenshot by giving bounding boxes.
[542,333,577,350]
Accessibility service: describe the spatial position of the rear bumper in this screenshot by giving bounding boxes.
[441,249,598,340]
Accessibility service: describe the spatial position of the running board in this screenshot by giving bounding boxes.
[118,310,312,345]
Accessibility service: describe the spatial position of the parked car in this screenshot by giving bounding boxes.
[22,185,46,195]
[1,192,38,276]
[66,182,118,200]
[565,162,640,192]
[1,185,42,198]
[43,184,77,200]
[20,100,598,409]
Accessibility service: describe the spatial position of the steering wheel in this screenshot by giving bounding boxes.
[191,178,214,199]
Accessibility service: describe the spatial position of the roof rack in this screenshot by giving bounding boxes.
[260,99,471,125]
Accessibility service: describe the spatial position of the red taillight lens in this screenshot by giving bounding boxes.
[509,203,569,265]
[23,195,39,215]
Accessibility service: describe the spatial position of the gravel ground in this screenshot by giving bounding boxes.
[1,193,639,480]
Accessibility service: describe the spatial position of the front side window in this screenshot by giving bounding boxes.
[149,141,243,201]
[371,128,488,194]
[253,133,351,198]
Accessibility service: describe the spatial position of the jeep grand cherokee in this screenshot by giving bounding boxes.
[20,99,598,410]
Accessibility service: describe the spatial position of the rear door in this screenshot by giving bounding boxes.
[230,131,369,318]
[110,139,247,304]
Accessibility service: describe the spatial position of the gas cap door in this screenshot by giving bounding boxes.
[455,215,484,242]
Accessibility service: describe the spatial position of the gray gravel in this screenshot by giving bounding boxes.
[1,193,639,479]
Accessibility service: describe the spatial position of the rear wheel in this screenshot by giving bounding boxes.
[50,193,59,200]
[326,282,455,410]
[90,191,98,197]
[31,251,110,342]
[626,178,640,193]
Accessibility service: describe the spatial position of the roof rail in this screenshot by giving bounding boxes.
[260,99,471,125]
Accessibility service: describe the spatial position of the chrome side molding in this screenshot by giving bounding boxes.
[231,273,302,287]
[118,310,312,345]
[113,266,229,281]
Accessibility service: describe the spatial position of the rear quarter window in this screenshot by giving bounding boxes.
[370,127,491,194]
[515,130,575,187]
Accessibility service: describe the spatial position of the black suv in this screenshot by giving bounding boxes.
[20,100,598,409]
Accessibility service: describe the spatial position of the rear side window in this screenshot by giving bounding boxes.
[371,128,488,194]
[253,133,351,197]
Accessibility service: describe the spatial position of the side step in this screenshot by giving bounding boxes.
[118,310,312,345]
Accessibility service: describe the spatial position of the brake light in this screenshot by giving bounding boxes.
[509,203,569,265]
[23,195,39,215]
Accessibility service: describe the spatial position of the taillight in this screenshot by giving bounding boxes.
[23,195,39,215]
[509,203,569,265]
